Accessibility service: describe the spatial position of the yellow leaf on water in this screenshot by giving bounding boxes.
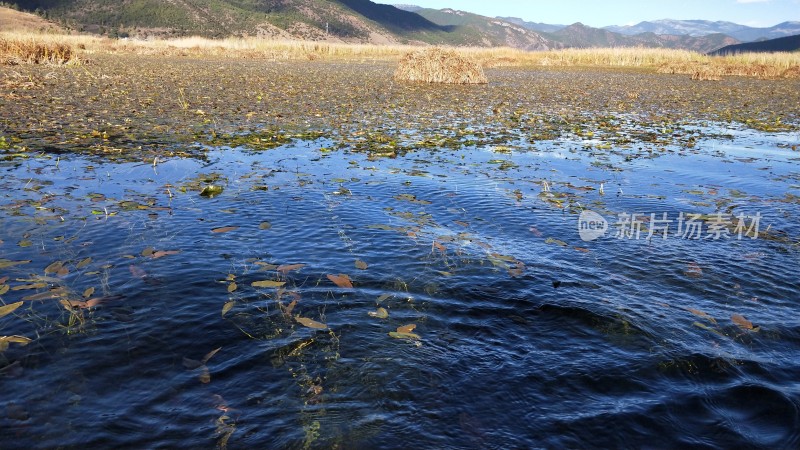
[259,222,272,230]
[76,257,92,269]
[252,280,286,289]
[389,331,421,340]
[368,307,389,319]
[202,347,222,364]
[83,287,95,299]
[212,226,239,234]
[0,260,31,269]
[688,308,717,324]
[295,317,328,329]
[545,237,568,247]
[222,301,234,317]
[227,282,237,293]
[0,335,32,352]
[0,284,8,296]
[12,283,47,291]
[199,365,211,384]
[141,247,155,257]
[397,324,417,334]
[44,261,63,274]
[327,274,353,289]
[57,266,69,277]
[732,314,754,330]
[0,301,23,318]
[355,260,369,270]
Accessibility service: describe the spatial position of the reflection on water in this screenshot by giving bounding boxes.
[0,128,799,449]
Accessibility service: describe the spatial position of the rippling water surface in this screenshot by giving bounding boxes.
[1,126,799,449]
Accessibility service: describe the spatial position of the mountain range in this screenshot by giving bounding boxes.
[4,1,799,53]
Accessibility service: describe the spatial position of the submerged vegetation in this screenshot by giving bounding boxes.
[394,47,487,84]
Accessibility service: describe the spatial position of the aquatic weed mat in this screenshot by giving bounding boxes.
[0,54,798,161]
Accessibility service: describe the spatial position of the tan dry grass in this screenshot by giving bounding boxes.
[0,31,797,79]
[0,37,81,65]
[394,48,487,84]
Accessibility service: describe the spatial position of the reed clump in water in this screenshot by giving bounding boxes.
[0,37,81,65]
[394,47,487,84]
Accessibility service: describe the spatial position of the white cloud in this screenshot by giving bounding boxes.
[736,0,770,3]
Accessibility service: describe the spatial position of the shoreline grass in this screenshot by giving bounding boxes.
[1,31,798,78]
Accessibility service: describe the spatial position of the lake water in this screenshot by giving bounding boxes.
[1,126,799,449]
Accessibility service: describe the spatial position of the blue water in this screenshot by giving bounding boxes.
[0,127,799,449]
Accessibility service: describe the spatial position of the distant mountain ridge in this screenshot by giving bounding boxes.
[603,19,800,42]
[4,1,796,54]
[546,22,739,54]
[710,34,800,55]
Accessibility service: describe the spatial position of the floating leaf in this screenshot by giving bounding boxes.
[44,261,64,274]
[0,284,8,296]
[152,250,181,259]
[732,314,754,330]
[377,293,392,304]
[12,283,47,291]
[0,277,7,284]
[397,324,417,334]
[57,266,69,277]
[355,260,369,270]
[199,365,211,384]
[545,237,568,247]
[259,221,272,230]
[23,288,66,302]
[141,247,155,257]
[389,331,421,340]
[285,299,298,316]
[200,185,224,198]
[222,301,234,317]
[277,264,305,274]
[83,287,95,299]
[296,317,328,329]
[75,257,92,269]
[0,260,31,270]
[182,357,203,370]
[0,301,23,318]
[18,240,32,248]
[508,261,526,277]
[129,265,147,279]
[227,282,237,293]
[327,274,353,289]
[252,280,286,289]
[0,335,32,352]
[688,308,717,324]
[212,226,239,234]
[432,241,446,253]
[368,307,389,319]
[685,262,704,278]
[202,347,222,364]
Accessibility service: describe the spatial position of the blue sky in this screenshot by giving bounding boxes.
[390,0,800,27]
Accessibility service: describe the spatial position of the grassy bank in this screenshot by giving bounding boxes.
[1,31,799,78]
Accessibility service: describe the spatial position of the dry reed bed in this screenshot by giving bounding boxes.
[0,36,81,65]
[394,48,487,84]
[1,31,798,79]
